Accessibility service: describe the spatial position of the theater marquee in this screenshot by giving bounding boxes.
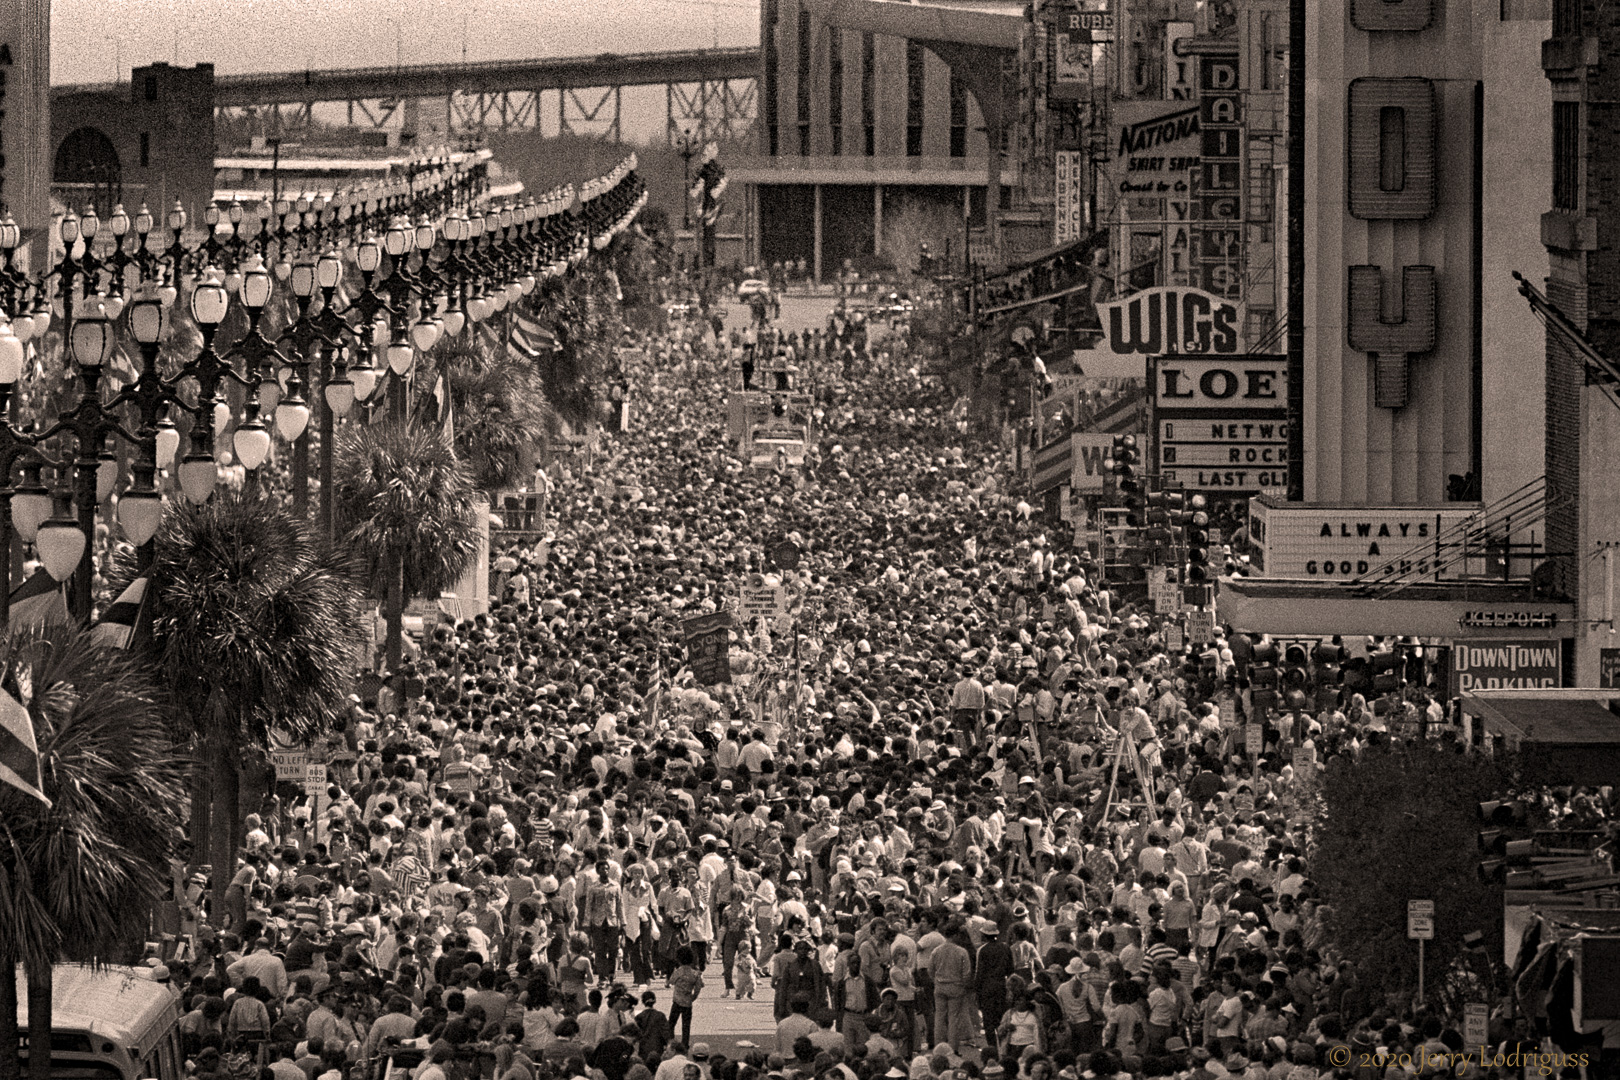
[1247,499,1479,580]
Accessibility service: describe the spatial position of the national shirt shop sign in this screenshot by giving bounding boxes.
[1247,500,1477,581]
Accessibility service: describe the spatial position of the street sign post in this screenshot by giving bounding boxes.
[1408,899,1435,1002]
[303,761,326,798]
[1463,1003,1488,1047]
[272,750,309,782]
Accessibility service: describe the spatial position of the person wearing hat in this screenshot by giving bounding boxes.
[972,920,1013,1049]
[774,937,827,1023]
[1057,956,1102,1053]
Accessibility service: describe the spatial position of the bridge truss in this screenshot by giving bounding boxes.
[196,49,758,146]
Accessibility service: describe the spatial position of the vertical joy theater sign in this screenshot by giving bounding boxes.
[1098,286,1244,355]
[1344,0,1439,409]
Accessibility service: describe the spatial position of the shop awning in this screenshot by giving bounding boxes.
[1463,690,1620,787]
[1463,690,1620,745]
[1216,576,1573,639]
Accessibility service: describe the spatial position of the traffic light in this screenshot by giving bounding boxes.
[1312,642,1344,710]
[1250,640,1280,713]
[1228,632,1256,677]
[1112,435,1143,526]
[1370,649,1404,693]
[1183,494,1211,583]
[1145,493,1176,552]
[1342,656,1371,695]
[1282,645,1310,694]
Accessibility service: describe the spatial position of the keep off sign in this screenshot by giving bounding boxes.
[1407,899,1435,940]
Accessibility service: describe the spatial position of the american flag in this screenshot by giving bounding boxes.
[0,685,47,806]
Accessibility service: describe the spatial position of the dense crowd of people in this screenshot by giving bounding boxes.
[150,282,1568,1080]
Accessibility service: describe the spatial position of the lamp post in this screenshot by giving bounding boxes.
[674,128,700,230]
[32,306,148,621]
[0,149,636,618]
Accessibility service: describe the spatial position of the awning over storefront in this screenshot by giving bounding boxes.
[1463,689,1620,786]
[1216,576,1574,640]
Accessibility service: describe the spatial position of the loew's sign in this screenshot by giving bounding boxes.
[1154,356,1287,410]
[1155,357,1288,492]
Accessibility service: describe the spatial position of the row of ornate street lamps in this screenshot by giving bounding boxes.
[0,150,647,622]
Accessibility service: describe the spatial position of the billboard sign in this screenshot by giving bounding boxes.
[1071,432,1125,491]
[1098,287,1243,355]
[1247,502,1479,581]
[1451,641,1561,692]
[1109,101,1200,283]
[1154,356,1287,493]
[1055,151,1086,243]
[1153,355,1288,410]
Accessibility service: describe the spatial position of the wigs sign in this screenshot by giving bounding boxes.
[1099,287,1244,355]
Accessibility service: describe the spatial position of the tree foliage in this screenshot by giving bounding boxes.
[0,622,188,1080]
[332,419,482,603]
[532,270,620,429]
[424,335,557,492]
[1311,740,1513,1004]
[129,494,367,747]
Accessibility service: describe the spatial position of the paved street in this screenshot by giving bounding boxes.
[642,965,778,1059]
[718,293,837,336]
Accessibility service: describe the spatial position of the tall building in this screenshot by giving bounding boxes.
[1224,0,1572,665]
[0,0,51,269]
[735,0,1022,281]
[1535,0,1620,686]
[52,63,217,229]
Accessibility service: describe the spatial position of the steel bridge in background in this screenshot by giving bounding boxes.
[55,47,759,146]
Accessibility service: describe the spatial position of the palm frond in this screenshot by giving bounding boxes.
[419,336,554,492]
[0,622,188,969]
[111,494,367,746]
[332,418,482,604]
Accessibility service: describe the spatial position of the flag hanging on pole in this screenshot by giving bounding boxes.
[8,570,67,630]
[511,312,554,359]
[431,372,455,446]
[0,686,48,806]
[90,576,151,651]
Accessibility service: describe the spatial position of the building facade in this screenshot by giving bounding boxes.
[0,0,51,269]
[1538,0,1620,686]
[735,0,1014,281]
[1303,0,1549,508]
[52,63,217,229]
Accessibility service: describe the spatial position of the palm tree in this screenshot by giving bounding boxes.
[0,621,188,1080]
[332,419,481,671]
[124,494,366,919]
[422,334,555,492]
